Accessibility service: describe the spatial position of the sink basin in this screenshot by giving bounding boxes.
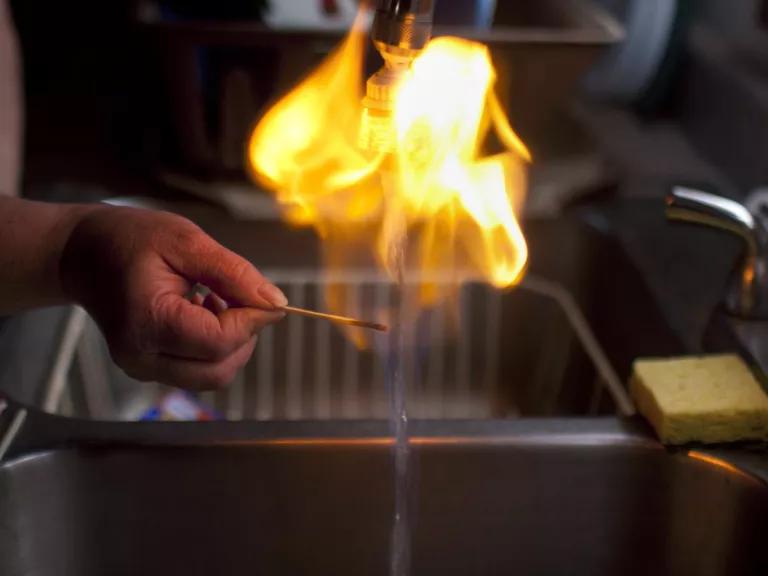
[0,418,766,576]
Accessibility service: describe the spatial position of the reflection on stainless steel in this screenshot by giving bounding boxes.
[0,406,25,461]
[687,450,763,485]
[666,186,768,318]
[0,419,766,575]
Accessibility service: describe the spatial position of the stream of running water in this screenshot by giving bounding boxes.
[386,226,412,576]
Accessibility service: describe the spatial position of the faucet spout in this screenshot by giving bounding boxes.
[666,186,768,319]
[361,1,437,153]
[371,0,436,61]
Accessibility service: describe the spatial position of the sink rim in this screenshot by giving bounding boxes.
[2,397,767,485]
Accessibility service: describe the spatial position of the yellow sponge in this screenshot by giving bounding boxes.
[630,354,768,445]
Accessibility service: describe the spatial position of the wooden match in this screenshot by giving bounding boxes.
[281,305,389,332]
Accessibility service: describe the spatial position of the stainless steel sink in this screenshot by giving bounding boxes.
[0,416,766,576]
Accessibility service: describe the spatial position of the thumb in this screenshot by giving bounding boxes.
[169,232,288,310]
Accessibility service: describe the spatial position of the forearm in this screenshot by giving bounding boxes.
[0,197,103,313]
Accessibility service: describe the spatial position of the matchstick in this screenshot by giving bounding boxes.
[281,305,389,332]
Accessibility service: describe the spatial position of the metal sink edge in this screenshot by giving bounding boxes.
[2,396,767,485]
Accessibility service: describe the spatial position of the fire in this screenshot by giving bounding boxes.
[387,37,530,289]
[248,12,530,327]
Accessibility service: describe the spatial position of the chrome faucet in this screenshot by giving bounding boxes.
[666,186,768,319]
[371,0,436,60]
[361,1,437,152]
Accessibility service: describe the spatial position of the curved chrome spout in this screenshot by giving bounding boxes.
[666,187,758,256]
[666,186,768,318]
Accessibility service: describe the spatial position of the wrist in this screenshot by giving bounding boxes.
[56,203,112,304]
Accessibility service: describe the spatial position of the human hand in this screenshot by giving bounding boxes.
[60,206,286,390]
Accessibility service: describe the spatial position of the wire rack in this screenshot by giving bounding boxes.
[44,272,633,421]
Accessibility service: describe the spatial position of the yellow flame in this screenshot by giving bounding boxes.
[248,14,530,330]
[248,14,381,230]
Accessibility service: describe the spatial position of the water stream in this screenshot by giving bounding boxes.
[386,227,412,576]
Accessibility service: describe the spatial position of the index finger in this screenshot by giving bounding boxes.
[167,232,288,310]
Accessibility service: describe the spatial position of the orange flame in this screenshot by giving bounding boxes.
[248,13,530,332]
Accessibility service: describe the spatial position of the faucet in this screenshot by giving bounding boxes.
[666,186,768,373]
[361,1,437,152]
[666,186,768,319]
[371,0,436,63]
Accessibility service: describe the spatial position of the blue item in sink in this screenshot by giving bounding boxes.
[140,390,221,421]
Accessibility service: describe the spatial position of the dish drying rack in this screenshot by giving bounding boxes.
[41,271,634,421]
